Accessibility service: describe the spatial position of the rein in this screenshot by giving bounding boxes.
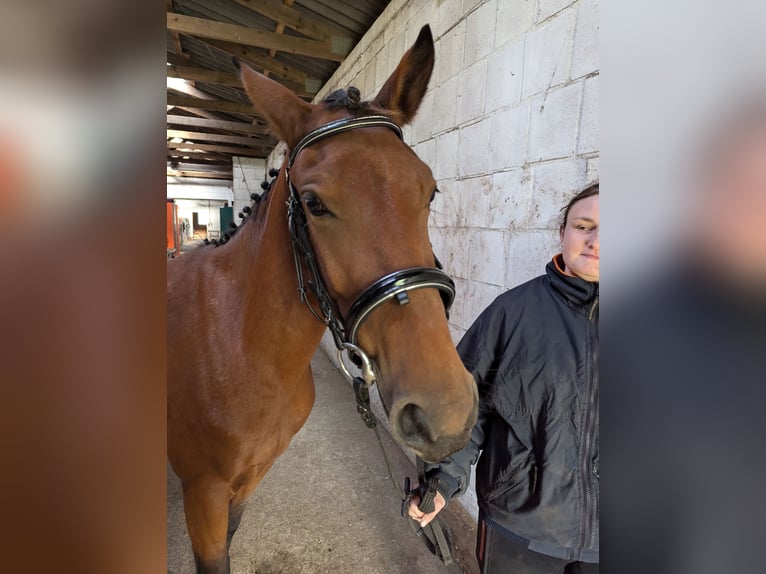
[285,114,455,565]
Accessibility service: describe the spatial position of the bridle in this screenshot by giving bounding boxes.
[285,114,457,565]
[285,114,456,388]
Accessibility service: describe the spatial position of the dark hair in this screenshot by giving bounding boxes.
[560,183,599,232]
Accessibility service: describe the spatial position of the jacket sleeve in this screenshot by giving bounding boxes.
[423,299,506,500]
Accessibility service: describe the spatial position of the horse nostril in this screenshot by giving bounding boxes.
[398,403,433,444]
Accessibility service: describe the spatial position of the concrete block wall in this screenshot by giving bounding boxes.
[267,0,599,520]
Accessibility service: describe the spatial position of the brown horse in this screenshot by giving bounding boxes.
[167,25,478,573]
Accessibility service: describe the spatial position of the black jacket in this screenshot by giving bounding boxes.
[426,256,599,562]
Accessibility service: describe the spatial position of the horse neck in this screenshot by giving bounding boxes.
[231,174,326,367]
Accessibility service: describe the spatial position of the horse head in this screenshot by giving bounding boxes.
[237,25,478,463]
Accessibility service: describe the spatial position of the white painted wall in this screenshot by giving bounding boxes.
[268,0,599,520]
[232,157,267,218]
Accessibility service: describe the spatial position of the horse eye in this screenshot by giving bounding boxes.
[302,193,330,216]
[429,188,440,204]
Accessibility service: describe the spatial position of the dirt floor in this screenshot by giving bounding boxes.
[167,350,479,574]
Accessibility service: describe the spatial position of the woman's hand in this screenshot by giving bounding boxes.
[407,488,446,527]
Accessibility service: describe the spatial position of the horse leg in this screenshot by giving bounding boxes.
[182,478,232,574]
[226,500,247,552]
[224,461,276,553]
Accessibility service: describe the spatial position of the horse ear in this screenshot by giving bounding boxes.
[235,59,313,147]
[372,25,435,125]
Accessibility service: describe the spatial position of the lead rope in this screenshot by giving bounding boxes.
[352,375,454,565]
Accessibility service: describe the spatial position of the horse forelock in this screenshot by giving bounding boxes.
[320,87,401,124]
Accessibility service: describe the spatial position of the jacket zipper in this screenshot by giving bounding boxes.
[576,305,598,558]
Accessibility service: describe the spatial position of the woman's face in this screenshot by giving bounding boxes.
[560,195,599,282]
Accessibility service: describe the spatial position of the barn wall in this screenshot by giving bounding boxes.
[269,0,599,520]
[232,157,267,220]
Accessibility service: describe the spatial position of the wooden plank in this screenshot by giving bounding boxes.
[202,39,318,89]
[168,129,270,148]
[167,170,234,180]
[166,94,258,115]
[167,12,345,62]
[167,151,229,162]
[231,0,351,46]
[167,114,268,135]
[168,142,270,157]
[167,161,232,172]
[168,64,242,88]
[167,58,315,98]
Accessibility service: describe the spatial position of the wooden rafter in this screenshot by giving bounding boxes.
[167,12,345,62]
[168,65,242,88]
[232,0,349,44]
[167,142,267,157]
[167,170,233,180]
[166,95,259,115]
[167,114,268,135]
[168,129,269,148]
[201,40,319,92]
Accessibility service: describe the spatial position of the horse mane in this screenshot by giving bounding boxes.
[205,168,279,248]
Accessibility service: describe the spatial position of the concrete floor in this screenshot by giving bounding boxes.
[167,350,478,574]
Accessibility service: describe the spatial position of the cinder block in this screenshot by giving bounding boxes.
[464,0,497,67]
[538,0,576,22]
[577,75,598,154]
[469,229,507,286]
[585,156,599,185]
[435,20,466,85]
[460,279,506,331]
[457,58,488,125]
[437,0,465,35]
[527,82,581,162]
[528,158,587,228]
[432,75,459,134]
[571,0,599,79]
[411,88,434,144]
[491,168,533,229]
[429,177,461,228]
[485,37,524,112]
[458,119,492,177]
[407,2,434,47]
[458,175,494,228]
[505,229,561,287]
[489,100,530,170]
[495,0,536,48]
[433,129,460,181]
[374,41,391,89]
[439,227,473,280]
[521,8,576,98]
[414,138,435,174]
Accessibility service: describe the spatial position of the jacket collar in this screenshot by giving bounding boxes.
[546,255,599,315]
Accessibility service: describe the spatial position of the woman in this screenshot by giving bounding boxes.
[409,184,599,573]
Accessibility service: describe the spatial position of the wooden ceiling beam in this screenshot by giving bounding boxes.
[168,64,242,88]
[167,12,344,62]
[166,94,259,115]
[202,39,319,91]
[167,160,232,171]
[167,170,234,180]
[232,0,350,46]
[168,142,270,157]
[167,151,229,162]
[167,114,267,135]
[168,129,271,148]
